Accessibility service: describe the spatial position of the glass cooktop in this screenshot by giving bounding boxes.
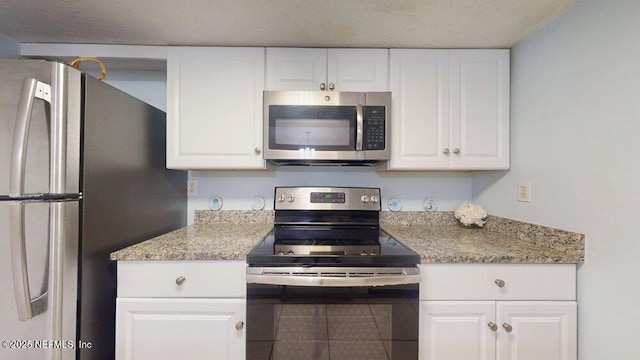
[246,226,420,267]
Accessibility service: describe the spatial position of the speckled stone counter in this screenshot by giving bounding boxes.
[381,212,584,264]
[111,210,584,263]
[110,211,274,261]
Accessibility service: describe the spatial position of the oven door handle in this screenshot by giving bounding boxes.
[246,267,420,287]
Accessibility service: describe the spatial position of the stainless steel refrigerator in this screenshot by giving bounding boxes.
[0,59,187,360]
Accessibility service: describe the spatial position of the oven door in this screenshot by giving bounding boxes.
[246,267,419,360]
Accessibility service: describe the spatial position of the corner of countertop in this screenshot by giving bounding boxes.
[483,215,585,253]
[380,210,585,263]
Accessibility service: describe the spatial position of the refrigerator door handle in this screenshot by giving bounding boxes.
[9,201,48,321]
[10,78,52,197]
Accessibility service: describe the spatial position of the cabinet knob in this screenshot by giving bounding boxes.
[254,147,261,155]
[453,148,461,155]
[175,276,186,285]
[494,279,505,288]
[320,83,326,91]
[443,148,450,155]
[488,322,498,332]
[328,83,335,91]
[235,321,244,331]
[502,322,513,333]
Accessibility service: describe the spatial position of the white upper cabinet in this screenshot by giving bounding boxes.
[266,48,389,91]
[388,49,509,170]
[450,50,510,169]
[389,49,451,169]
[167,47,266,170]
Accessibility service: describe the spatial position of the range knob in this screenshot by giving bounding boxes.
[360,195,370,203]
[278,250,285,255]
[370,195,379,204]
[278,194,286,203]
[288,195,295,203]
[287,250,294,255]
[360,251,368,256]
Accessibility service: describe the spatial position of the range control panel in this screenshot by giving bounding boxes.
[274,187,381,211]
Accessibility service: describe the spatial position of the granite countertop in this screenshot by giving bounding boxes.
[110,211,585,264]
[383,225,582,263]
[109,223,273,261]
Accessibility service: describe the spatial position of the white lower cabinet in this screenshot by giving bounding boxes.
[115,261,247,360]
[116,298,245,360]
[419,264,577,360]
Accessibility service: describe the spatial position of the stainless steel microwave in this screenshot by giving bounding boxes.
[263,91,391,165]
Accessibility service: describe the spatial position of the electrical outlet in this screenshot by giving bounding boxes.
[187,179,198,196]
[517,182,531,202]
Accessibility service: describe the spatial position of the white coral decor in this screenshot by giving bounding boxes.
[454,203,488,227]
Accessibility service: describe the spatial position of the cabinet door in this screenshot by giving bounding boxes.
[450,50,510,170]
[420,301,496,360]
[388,49,450,169]
[328,48,389,91]
[116,298,246,360]
[167,47,265,169]
[265,48,327,91]
[497,302,576,360]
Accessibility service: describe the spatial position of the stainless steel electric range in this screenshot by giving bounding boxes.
[246,187,420,360]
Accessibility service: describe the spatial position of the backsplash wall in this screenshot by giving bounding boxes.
[187,168,472,224]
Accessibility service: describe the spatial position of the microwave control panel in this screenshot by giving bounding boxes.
[363,106,386,150]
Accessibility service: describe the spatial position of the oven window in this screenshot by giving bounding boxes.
[247,283,419,360]
[269,105,356,151]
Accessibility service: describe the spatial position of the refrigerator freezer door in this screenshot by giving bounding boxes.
[10,78,52,197]
[0,60,52,197]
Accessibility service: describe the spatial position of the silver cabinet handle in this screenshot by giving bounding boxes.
[502,322,513,332]
[235,321,244,331]
[443,148,450,155]
[175,276,186,285]
[320,83,326,91]
[453,148,461,155]
[254,147,261,155]
[329,83,335,91]
[495,279,505,288]
[488,322,498,332]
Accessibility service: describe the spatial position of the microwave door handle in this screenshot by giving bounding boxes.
[356,104,364,151]
[10,78,52,197]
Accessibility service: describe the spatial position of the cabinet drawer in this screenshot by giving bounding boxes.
[419,264,575,301]
[117,260,246,298]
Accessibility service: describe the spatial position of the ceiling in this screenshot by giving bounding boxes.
[0,0,578,49]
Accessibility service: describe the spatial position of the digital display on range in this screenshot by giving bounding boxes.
[310,192,346,203]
